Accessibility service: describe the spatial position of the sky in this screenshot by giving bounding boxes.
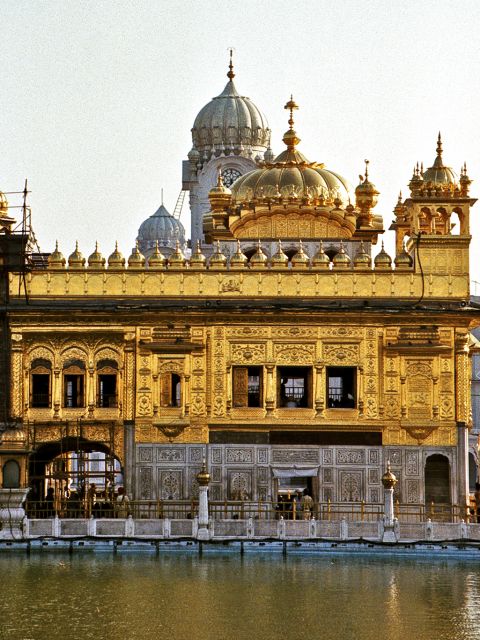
[2,0,480,287]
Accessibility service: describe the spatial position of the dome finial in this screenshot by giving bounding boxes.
[364,159,369,181]
[282,95,300,150]
[227,47,235,80]
[437,131,442,157]
[284,94,298,131]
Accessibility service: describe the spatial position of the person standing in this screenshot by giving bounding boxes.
[115,486,131,518]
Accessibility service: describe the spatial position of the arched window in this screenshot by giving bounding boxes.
[31,358,52,408]
[3,460,20,488]
[97,359,118,408]
[425,454,450,504]
[63,359,85,408]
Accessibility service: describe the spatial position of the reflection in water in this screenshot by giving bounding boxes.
[1,553,480,640]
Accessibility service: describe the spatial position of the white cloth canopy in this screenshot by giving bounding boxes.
[271,466,319,478]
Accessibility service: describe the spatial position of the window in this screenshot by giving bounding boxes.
[278,367,312,408]
[327,367,356,408]
[160,373,182,408]
[232,366,263,407]
[63,360,85,408]
[98,374,117,407]
[30,359,51,408]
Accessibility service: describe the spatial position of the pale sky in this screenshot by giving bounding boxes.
[2,0,480,287]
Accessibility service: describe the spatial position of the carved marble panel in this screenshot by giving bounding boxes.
[257,467,269,484]
[211,466,222,483]
[189,469,201,499]
[258,487,268,501]
[210,485,222,501]
[368,469,379,485]
[158,469,183,500]
[386,449,402,466]
[323,468,333,484]
[368,450,380,465]
[139,467,153,500]
[405,450,419,476]
[157,448,186,463]
[189,448,203,463]
[227,470,252,499]
[406,479,420,503]
[138,447,153,463]
[323,449,333,465]
[339,470,363,502]
[369,488,380,503]
[272,449,319,463]
[323,487,333,502]
[226,448,254,464]
[257,449,268,464]
[211,448,222,464]
[336,449,365,465]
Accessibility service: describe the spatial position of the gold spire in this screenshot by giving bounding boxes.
[282,95,300,150]
[227,48,235,80]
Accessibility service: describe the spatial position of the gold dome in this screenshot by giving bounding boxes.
[1,426,27,448]
[312,241,331,269]
[189,240,207,269]
[128,241,146,269]
[209,241,227,268]
[229,240,248,269]
[270,240,289,268]
[355,160,379,224]
[107,242,126,269]
[147,240,167,269]
[422,133,458,187]
[68,242,85,269]
[229,98,353,207]
[374,242,392,269]
[249,240,268,268]
[332,241,351,269]
[87,242,106,269]
[291,240,310,268]
[196,460,210,487]
[394,243,413,268]
[168,240,187,268]
[353,241,371,268]
[48,241,66,270]
[382,462,397,489]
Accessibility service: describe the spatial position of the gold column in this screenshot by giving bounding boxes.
[455,331,470,423]
[265,364,275,415]
[314,362,324,417]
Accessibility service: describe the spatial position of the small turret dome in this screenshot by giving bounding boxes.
[48,241,66,269]
[108,242,126,269]
[394,244,413,268]
[229,240,248,268]
[137,204,185,256]
[68,242,85,269]
[209,241,227,268]
[128,241,146,269]
[374,242,392,269]
[353,241,371,268]
[191,54,270,162]
[147,241,166,269]
[271,240,289,268]
[312,241,330,268]
[189,241,207,268]
[168,240,186,268]
[88,242,105,269]
[291,240,310,268]
[332,242,351,268]
[422,133,458,187]
[249,240,268,268]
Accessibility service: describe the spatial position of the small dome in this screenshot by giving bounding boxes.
[271,240,289,268]
[191,56,270,160]
[312,241,330,268]
[229,240,248,268]
[189,240,207,268]
[394,244,413,268]
[209,241,227,268]
[128,241,146,269]
[332,242,351,268]
[353,241,371,268]
[48,241,66,269]
[68,242,85,269]
[209,172,232,210]
[1,427,26,446]
[249,240,268,268]
[422,134,458,187]
[137,204,186,256]
[374,242,392,268]
[88,242,105,269]
[108,242,126,269]
[291,240,310,268]
[147,241,167,269]
[168,240,186,268]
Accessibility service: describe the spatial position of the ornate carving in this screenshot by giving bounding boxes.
[386,449,402,465]
[369,450,380,465]
[189,447,203,463]
[323,449,333,465]
[190,395,206,416]
[406,479,419,503]
[323,344,360,365]
[257,449,268,464]
[440,396,454,419]
[226,448,253,463]
[158,360,183,374]
[273,344,315,364]
[220,278,241,293]
[323,468,333,483]
[211,449,222,464]
[403,425,437,443]
[156,423,186,440]
[159,470,182,499]
[340,471,362,502]
[321,327,363,337]
[384,396,400,419]
[257,467,269,484]
[271,449,319,463]
[211,466,222,483]
[336,449,365,465]
[228,470,252,499]
[138,447,153,463]
[405,450,419,475]
[139,467,153,500]
[230,343,266,364]
[137,394,152,416]
[368,469,379,484]
[157,448,186,462]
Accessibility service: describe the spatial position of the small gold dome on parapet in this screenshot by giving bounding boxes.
[229,240,248,269]
[382,461,397,489]
[312,241,330,269]
[374,241,392,269]
[88,242,106,269]
[1,426,27,448]
[291,240,310,268]
[108,242,126,269]
[332,241,351,269]
[209,240,227,268]
[270,240,289,268]
[249,240,268,268]
[353,241,371,268]
[189,240,206,269]
[68,241,85,269]
[209,171,232,211]
[394,242,413,268]
[147,240,167,269]
[128,241,146,269]
[355,160,379,226]
[168,240,186,268]
[48,241,66,269]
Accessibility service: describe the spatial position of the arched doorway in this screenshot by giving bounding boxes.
[2,460,20,488]
[28,437,123,517]
[425,454,451,505]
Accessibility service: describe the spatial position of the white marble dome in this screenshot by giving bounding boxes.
[137,205,185,256]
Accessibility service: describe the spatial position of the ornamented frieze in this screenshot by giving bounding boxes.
[156,448,186,463]
[230,343,266,364]
[336,449,366,465]
[226,448,254,463]
[323,344,360,365]
[271,449,319,463]
[273,343,315,365]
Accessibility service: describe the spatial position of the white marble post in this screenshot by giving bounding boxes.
[0,488,29,540]
[382,461,398,543]
[196,460,210,541]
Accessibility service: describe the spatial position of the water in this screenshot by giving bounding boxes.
[1,551,480,640]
